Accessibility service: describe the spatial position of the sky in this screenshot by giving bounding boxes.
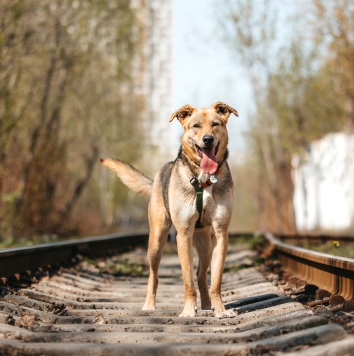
[172,0,252,155]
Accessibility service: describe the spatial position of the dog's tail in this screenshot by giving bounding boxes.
[100,158,153,197]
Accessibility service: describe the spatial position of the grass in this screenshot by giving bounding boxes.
[108,261,148,277]
[229,233,266,251]
[84,254,149,278]
[286,239,354,259]
[0,235,61,249]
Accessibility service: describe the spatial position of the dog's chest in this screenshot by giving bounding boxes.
[168,167,232,228]
[202,186,214,210]
[198,173,217,210]
[199,186,217,224]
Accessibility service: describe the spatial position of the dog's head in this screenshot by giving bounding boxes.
[169,102,238,174]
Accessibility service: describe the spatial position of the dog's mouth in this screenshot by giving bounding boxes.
[195,141,219,174]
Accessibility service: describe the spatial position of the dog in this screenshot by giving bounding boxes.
[101,102,238,317]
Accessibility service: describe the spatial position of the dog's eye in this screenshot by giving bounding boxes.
[212,122,219,127]
[193,123,200,128]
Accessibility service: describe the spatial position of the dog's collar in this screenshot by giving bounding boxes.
[177,155,224,188]
[189,166,223,188]
[192,166,223,229]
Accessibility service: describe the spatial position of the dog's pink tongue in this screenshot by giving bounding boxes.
[200,148,218,174]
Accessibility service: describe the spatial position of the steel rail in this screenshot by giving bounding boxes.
[265,232,354,300]
[0,231,148,278]
[0,232,253,280]
[2,231,354,300]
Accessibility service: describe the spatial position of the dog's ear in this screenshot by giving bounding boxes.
[212,102,239,122]
[169,104,196,123]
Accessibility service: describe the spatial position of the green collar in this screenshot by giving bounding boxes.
[193,167,222,229]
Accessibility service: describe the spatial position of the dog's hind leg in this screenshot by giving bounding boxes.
[194,228,212,310]
[142,205,171,311]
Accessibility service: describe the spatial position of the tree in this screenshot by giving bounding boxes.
[0,0,145,239]
[216,0,295,232]
[217,0,348,233]
[311,0,354,130]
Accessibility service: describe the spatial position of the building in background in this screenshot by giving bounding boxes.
[292,133,354,232]
[133,0,176,170]
[100,0,174,228]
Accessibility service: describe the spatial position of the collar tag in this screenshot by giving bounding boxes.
[210,175,218,184]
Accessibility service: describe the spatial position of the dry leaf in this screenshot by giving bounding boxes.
[15,314,38,327]
[93,315,105,325]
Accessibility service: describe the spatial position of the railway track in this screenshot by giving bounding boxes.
[0,232,354,355]
[266,232,354,300]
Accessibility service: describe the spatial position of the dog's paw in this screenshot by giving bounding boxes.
[179,310,197,318]
[214,309,237,318]
[178,299,197,317]
[178,304,197,317]
[142,301,156,311]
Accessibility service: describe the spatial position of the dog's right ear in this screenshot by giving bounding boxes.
[169,104,196,123]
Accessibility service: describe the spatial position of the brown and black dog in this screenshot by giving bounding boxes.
[101,102,238,317]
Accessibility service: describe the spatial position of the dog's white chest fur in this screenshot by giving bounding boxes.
[200,181,233,228]
[202,185,213,207]
[199,185,214,226]
[198,173,215,211]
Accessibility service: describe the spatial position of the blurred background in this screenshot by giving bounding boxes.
[1,0,354,245]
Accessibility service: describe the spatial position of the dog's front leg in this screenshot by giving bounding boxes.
[176,230,197,317]
[210,224,236,318]
[142,202,171,311]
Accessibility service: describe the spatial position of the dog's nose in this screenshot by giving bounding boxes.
[202,135,214,146]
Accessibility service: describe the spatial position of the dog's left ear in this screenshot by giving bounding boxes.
[169,104,196,123]
[212,102,239,122]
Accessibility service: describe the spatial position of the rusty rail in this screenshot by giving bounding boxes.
[2,231,354,301]
[0,231,148,278]
[0,232,255,279]
[265,232,354,300]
